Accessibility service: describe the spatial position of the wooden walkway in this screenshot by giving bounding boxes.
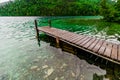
[37,26,120,65]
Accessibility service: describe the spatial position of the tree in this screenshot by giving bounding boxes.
[100,0,119,22]
[114,0,120,21]
[0,0,100,16]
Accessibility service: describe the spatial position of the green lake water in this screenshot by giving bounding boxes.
[0,17,120,80]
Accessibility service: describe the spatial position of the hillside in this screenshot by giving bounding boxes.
[0,0,120,22]
[0,0,100,16]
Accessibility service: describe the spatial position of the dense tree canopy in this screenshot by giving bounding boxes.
[100,0,120,22]
[0,0,120,22]
[0,0,100,16]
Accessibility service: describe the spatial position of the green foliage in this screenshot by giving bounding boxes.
[100,0,120,22]
[0,0,120,22]
[0,0,100,16]
[115,0,120,21]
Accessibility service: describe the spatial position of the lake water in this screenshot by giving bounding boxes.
[0,17,120,80]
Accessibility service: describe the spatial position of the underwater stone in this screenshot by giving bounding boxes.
[42,65,48,69]
[60,76,64,79]
[54,77,58,80]
[37,68,40,71]
[71,72,76,77]
[60,63,67,69]
[44,68,54,78]
[30,66,38,71]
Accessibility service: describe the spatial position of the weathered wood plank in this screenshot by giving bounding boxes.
[98,42,107,55]
[88,39,99,50]
[67,34,80,40]
[38,27,120,64]
[83,38,96,48]
[66,34,79,41]
[118,45,120,61]
[111,44,118,60]
[70,34,83,42]
[55,30,67,37]
[61,32,74,39]
[80,37,92,46]
[72,35,86,43]
[76,36,89,45]
[64,34,76,40]
[92,40,104,53]
[41,27,58,36]
[104,43,113,57]
[39,27,66,38]
[60,31,71,37]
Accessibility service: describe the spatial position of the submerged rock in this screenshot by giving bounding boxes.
[47,68,54,75]
[42,65,48,69]
[71,71,76,77]
[60,76,64,79]
[30,66,38,71]
[44,68,54,78]
[37,68,40,71]
[60,63,67,69]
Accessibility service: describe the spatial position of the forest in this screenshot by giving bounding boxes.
[0,0,120,22]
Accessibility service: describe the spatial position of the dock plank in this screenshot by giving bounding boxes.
[76,36,89,44]
[80,37,92,46]
[83,38,96,48]
[55,30,67,37]
[98,42,107,55]
[104,43,113,57]
[61,32,74,39]
[72,35,86,43]
[118,45,120,61]
[70,34,83,42]
[111,44,118,60]
[92,40,104,53]
[64,33,77,40]
[88,39,99,50]
[38,27,120,64]
[67,34,80,40]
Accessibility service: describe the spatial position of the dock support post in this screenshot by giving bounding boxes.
[48,20,51,28]
[106,60,108,65]
[35,20,40,46]
[101,59,103,63]
[95,57,99,61]
[56,37,59,48]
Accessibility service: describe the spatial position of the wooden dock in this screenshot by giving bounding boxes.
[35,20,120,65]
